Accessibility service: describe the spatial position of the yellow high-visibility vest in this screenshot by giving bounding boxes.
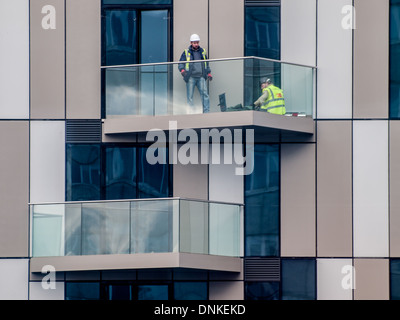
[260,85,286,115]
[184,48,207,71]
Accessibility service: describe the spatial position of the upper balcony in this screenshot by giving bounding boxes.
[102,56,315,137]
[30,198,242,273]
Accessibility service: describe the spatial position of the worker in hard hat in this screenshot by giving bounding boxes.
[253,78,286,115]
[178,34,213,113]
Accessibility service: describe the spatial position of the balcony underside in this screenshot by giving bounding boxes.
[30,252,241,273]
[103,110,314,137]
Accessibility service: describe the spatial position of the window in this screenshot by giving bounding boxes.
[102,3,172,66]
[66,144,101,201]
[281,259,316,300]
[66,144,172,202]
[65,280,208,301]
[245,282,279,300]
[391,259,400,299]
[245,144,280,257]
[102,2,172,117]
[65,282,101,300]
[174,282,208,300]
[245,1,280,60]
[390,0,400,118]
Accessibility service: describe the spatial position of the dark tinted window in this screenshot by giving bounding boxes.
[66,144,101,201]
[390,0,400,118]
[245,144,280,256]
[245,5,280,60]
[281,259,316,300]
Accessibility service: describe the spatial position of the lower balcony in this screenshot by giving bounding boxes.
[30,198,243,273]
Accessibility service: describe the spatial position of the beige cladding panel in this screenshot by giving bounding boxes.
[353,0,389,119]
[209,0,244,59]
[390,121,400,256]
[30,0,65,119]
[66,0,101,119]
[281,143,316,257]
[173,0,209,62]
[316,121,352,257]
[209,281,244,300]
[0,122,29,257]
[354,259,389,300]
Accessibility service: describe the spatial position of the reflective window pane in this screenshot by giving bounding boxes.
[66,144,101,201]
[105,146,137,199]
[281,259,316,300]
[104,10,137,66]
[391,259,400,299]
[107,284,132,300]
[65,282,100,300]
[245,282,279,300]
[138,285,169,300]
[245,6,280,60]
[390,0,400,118]
[245,144,280,256]
[141,10,168,63]
[174,282,207,300]
[138,147,170,198]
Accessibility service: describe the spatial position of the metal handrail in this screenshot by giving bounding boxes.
[100,56,317,70]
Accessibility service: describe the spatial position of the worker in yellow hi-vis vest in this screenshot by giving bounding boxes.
[178,34,213,114]
[254,78,286,115]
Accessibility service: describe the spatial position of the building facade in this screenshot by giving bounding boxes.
[0,0,398,300]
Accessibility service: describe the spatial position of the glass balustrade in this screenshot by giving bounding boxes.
[30,198,242,258]
[103,57,315,118]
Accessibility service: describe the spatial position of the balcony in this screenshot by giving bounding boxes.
[30,198,242,273]
[102,56,315,137]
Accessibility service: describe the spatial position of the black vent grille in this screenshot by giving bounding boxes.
[245,0,280,6]
[244,258,280,281]
[66,120,102,143]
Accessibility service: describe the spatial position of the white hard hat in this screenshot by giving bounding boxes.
[190,34,200,42]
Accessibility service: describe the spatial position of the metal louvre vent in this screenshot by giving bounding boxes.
[244,258,280,281]
[245,0,280,6]
[66,120,102,143]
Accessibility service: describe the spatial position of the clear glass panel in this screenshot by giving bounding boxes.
[64,203,82,256]
[31,199,241,258]
[281,259,316,300]
[245,144,280,257]
[81,202,130,255]
[104,57,314,118]
[137,285,169,300]
[209,203,240,257]
[105,68,139,117]
[104,146,137,200]
[174,282,207,300]
[32,204,65,257]
[245,6,280,60]
[66,144,101,201]
[104,10,137,66]
[130,200,176,253]
[179,200,208,254]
